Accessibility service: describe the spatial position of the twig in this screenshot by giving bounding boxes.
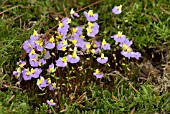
[160,7,170,15]
[62,3,67,17]
[106,71,140,94]
[0,5,23,15]
[6,95,15,104]
[12,13,24,21]
[75,92,86,104]
[128,82,140,94]
[76,0,104,13]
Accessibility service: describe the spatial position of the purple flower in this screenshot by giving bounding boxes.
[30,30,39,41]
[28,49,37,58]
[49,83,56,91]
[131,52,141,60]
[35,39,44,51]
[58,19,70,35]
[88,22,99,30]
[45,37,55,49]
[86,27,99,37]
[38,58,46,66]
[92,40,101,48]
[43,50,51,60]
[112,5,122,14]
[62,17,71,24]
[17,60,26,68]
[70,8,79,18]
[46,99,56,106]
[84,10,98,22]
[22,68,32,81]
[93,69,104,78]
[30,68,42,78]
[37,76,48,90]
[57,40,68,51]
[56,57,67,67]
[70,36,86,49]
[82,42,91,50]
[22,40,35,53]
[97,53,108,64]
[56,32,66,40]
[72,26,83,37]
[29,54,39,67]
[48,63,56,73]
[111,31,126,43]
[86,22,99,37]
[120,47,133,59]
[13,67,22,80]
[67,52,80,64]
[119,39,133,51]
[69,35,84,42]
[101,39,111,50]
[91,48,101,54]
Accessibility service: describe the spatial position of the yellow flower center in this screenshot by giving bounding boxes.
[67,18,71,23]
[33,56,38,62]
[117,5,122,11]
[95,69,101,74]
[39,41,43,46]
[47,78,51,83]
[49,68,54,73]
[37,77,44,85]
[50,99,54,103]
[127,47,131,52]
[85,43,91,49]
[19,64,24,68]
[93,43,97,48]
[72,40,77,45]
[56,34,62,39]
[31,49,35,54]
[102,39,107,45]
[80,35,85,39]
[73,28,77,33]
[59,22,63,28]
[33,30,38,36]
[49,37,54,43]
[88,22,94,28]
[91,49,95,53]
[31,68,35,74]
[117,31,122,38]
[62,40,67,45]
[88,10,94,16]
[26,71,31,76]
[61,46,66,51]
[101,53,105,59]
[52,83,56,88]
[72,53,77,58]
[17,67,21,73]
[62,57,67,62]
[86,28,92,34]
[122,44,128,50]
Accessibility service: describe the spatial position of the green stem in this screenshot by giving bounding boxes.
[50,106,57,114]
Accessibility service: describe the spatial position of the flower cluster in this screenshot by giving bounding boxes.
[13,5,141,107]
[111,31,141,59]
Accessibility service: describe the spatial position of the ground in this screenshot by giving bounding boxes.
[0,0,170,113]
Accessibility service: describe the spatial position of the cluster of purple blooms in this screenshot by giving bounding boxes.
[13,5,141,106]
[111,31,141,59]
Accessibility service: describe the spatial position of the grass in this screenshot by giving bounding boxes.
[0,0,170,113]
